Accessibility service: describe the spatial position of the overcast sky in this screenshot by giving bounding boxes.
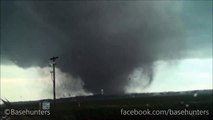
[1,0,212,101]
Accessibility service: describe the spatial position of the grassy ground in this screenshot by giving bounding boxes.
[1,90,212,120]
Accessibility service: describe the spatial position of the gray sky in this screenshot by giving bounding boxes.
[1,0,212,100]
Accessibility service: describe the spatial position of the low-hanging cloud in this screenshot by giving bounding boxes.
[2,1,188,94]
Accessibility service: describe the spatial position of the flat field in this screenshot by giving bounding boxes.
[1,90,212,120]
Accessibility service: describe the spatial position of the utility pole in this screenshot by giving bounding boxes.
[50,56,59,107]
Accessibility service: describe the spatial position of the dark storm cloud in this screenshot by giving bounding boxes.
[1,1,186,94]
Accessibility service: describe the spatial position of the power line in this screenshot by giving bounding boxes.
[50,56,59,108]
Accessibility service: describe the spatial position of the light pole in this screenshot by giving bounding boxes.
[50,56,59,107]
